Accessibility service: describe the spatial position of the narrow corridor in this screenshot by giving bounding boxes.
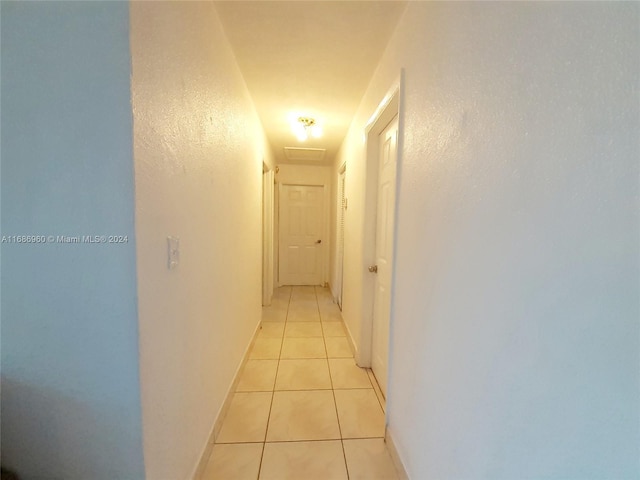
[202,286,399,479]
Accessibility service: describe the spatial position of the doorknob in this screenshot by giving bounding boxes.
[368,265,378,273]
[316,240,322,244]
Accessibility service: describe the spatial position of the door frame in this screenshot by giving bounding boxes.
[262,163,275,306]
[358,74,404,381]
[335,162,347,309]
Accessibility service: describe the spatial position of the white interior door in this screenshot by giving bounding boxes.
[371,116,398,397]
[279,184,324,285]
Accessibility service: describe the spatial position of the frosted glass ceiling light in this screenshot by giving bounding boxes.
[311,124,323,138]
[292,117,321,141]
[293,121,307,141]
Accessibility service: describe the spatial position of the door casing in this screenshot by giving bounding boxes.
[357,75,404,404]
[335,163,347,309]
[262,164,275,306]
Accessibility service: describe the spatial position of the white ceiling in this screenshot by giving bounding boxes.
[214,1,407,165]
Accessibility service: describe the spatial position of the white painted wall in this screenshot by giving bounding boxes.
[276,164,332,286]
[130,3,269,478]
[336,2,639,478]
[1,2,145,478]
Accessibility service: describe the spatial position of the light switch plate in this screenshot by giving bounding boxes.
[167,236,179,269]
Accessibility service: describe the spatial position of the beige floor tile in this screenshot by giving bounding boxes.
[273,286,292,298]
[291,285,317,298]
[316,294,334,304]
[322,322,346,337]
[289,298,317,308]
[285,322,323,337]
[343,439,399,480]
[329,359,372,389]
[322,305,337,316]
[287,306,321,322]
[320,307,343,323]
[271,294,290,306]
[269,304,289,315]
[266,390,340,441]
[258,323,285,338]
[319,301,341,314]
[317,289,336,300]
[291,286,316,300]
[290,296,317,306]
[262,305,287,322]
[316,300,335,309]
[281,337,326,359]
[216,392,272,443]
[275,359,332,390]
[259,440,348,480]
[202,443,263,480]
[271,296,289,305]
[334,389,385,439]
[250,337,282,359]
[288,296,317,305]
[237,360,278,392]
[318,302,337,312]
[325,337,353,358]
[367,369,387,412]
[290,294,317,303]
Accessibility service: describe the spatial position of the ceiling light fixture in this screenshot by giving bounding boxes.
[292,116,322,142]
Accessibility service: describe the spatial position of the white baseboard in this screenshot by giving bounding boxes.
[385,427,409,480]
[345,327,358,361]
[190,319,263,480]
[342,319,361,365]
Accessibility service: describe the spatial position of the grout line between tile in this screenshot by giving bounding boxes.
[316,286,351,480]
[257,286,291,478]
[316,284,351,480]
[367,369,387,413]
[219,288,394,479]
[274,387,333,392]
[264,437,343,444]
[256,442,266,480]
[260,287,386,479]
[213,440,268,445]
[341,436,350,480]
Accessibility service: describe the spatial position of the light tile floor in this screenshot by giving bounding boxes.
[202,286,398,480]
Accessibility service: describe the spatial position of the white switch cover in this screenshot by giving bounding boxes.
[167,236,179,269]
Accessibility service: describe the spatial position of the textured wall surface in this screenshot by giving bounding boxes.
[129,2,268,478]
[1,2,145,478]
[335,2,639,478]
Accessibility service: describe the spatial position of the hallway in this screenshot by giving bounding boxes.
[202,286,399,479]
[2,2,638,478]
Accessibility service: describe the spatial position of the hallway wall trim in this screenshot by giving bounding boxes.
[355,76,403,371]
[190,320,263,480]
[385,427,409,480]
